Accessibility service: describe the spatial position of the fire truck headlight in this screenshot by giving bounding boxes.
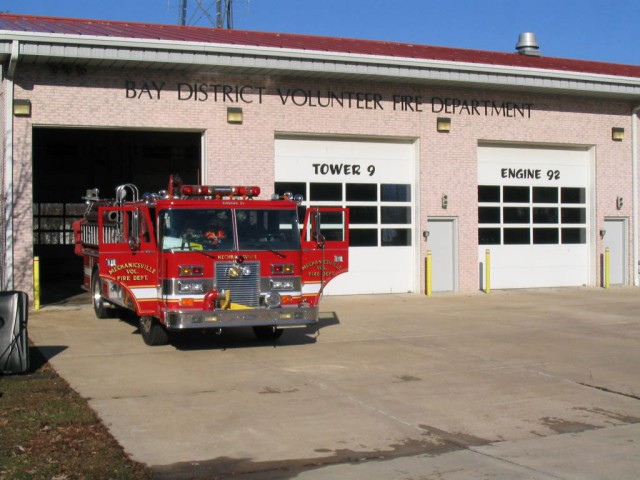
[270,279,294,291]
[178,281,204,293]
[264,292,281,308]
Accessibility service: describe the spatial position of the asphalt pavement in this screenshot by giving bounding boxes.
[28,287,640,479]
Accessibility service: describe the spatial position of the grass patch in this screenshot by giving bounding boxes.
[0,345,153,480]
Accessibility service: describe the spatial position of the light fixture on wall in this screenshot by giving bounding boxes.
[227,107,243,124]
[436,117,451,133]
[612,127,624,141]
[617,196,624,210]
[13,99,31,117]
[441,194,448,209]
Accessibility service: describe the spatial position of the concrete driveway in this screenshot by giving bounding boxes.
[28,288,640,479]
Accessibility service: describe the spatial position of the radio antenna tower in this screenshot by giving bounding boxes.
[178,0,233,28]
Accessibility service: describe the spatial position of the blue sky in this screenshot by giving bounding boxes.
[2,0,639,65]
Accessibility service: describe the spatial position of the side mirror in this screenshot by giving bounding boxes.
[128,236,140,251]
[129,210,140,251]
[313,211,324,247]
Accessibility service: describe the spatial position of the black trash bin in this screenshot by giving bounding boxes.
[0,291,29,374]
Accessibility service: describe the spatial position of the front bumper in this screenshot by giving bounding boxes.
[164,306,319,330]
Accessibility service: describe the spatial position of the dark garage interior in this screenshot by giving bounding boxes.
[32,128,201,304]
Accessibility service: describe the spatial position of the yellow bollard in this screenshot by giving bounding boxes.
[604,247,610,289]
[33,256,40,310]
[485,249,491,294]
[425,251,432,297]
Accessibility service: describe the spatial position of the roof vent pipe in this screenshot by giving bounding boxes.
[515,32,540,56]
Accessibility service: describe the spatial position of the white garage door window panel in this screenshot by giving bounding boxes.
[478,145,591,289]
[276,137,417,295]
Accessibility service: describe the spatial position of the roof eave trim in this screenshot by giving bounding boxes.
[1,29,640,92]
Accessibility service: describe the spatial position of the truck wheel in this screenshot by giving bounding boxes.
[139,316,169,346]
[92,273,110,319]
[253,325,284,340]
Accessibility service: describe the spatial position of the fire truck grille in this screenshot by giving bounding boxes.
[215,261,260,308]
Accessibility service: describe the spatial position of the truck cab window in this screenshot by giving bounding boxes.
[237,209,300,251]
[161,209,234,251]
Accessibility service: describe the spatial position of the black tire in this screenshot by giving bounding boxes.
[91,272,110,319]
[139,316,170,346]
[253,325,284,341]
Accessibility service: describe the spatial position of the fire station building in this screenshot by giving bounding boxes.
[1,14,640,300]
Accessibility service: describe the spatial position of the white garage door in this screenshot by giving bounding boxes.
[275,137,417,295]
[478,145,592,289]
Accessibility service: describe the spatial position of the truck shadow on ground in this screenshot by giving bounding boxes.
[117,310,341,352]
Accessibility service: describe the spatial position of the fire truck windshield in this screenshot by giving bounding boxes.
[160,208,234,252]
[237,208,300,251]
[160,207,301,252]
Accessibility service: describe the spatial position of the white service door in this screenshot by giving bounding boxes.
[603,218,627,285]
[427,218,457,292]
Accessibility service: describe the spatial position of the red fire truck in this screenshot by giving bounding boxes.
[73,175,349,346]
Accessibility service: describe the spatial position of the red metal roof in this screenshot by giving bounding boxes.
[1,13,639,79]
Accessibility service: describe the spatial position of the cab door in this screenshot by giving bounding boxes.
[98,205,159,315]
[300,207,349,303]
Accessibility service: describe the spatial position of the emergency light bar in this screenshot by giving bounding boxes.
[180,185,260,198]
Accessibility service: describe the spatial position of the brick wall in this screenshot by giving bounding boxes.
[8,65,636,294]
